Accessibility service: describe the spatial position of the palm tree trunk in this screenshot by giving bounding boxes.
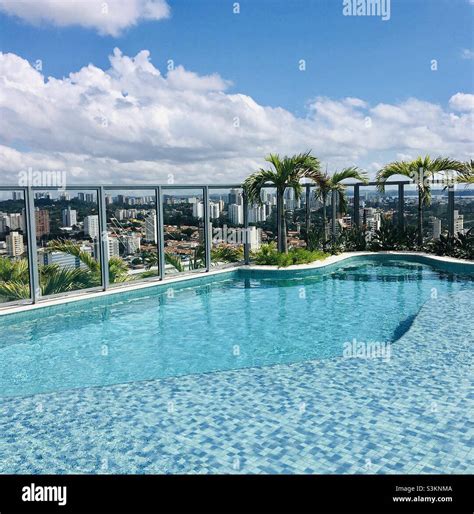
[277,190,288,253]
[276,189,283,252]
[417,188,423,246]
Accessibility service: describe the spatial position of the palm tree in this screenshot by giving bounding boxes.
[0,240,133,302]
[377,156,464,245]
[0,258,30,300]
[243,152,321,253]
[457,160,474,185]
[311,167,369,241]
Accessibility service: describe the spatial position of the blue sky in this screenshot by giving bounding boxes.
[0,0,472,183]
[1,0,472,114]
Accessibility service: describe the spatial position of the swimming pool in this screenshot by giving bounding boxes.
[1,256,473,398]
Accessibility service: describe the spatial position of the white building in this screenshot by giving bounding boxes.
[229,204,243,225]
[84,215,100,239]
[124,234,141,255]
[145,213,158,243]
[247,226,262,250]
[209,202,220,220]
[7,213,24,232]
[6,231,24,257]
[40,246,93,269]
[107,236,120,259]
[454,210,464,234]
[248,205,267,223]
[192,202,204,219]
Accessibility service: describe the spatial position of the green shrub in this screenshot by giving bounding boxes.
[253,243,329,267]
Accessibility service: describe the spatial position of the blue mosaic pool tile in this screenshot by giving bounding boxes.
[0,289,473,474]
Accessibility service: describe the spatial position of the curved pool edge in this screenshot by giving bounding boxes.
[0,251,472,319]
[241,251,474,277]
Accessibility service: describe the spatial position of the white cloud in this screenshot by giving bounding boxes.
[0,49,472,186]
[0,0,170,36]
[449,92,474,112]
[461,48,474,60]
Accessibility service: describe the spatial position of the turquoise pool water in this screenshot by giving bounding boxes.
[0,257,473,398]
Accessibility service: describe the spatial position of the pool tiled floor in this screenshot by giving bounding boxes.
[0,290,472,474]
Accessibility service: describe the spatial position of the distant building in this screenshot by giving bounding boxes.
[247,226,262,250]
[229,189,242,205]
[453,210,464,234]
[229,204,243,225]
[430,217,441,240]
[209,202,220,219]
[192,202,204,219]
[0,214,8,234]
[7,213,24,232]
[6,231,24,257]
[84,215,100,239]
[248,205,267,223]
[124,234,141,255]
[107,237,120,259]
[35,209,50,238]
[61,207,77,227]
[145,213,158,243]
[40,246,93,269]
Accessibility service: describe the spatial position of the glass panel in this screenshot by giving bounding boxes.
[0,190,30,304]
[284,186,306,248]
[105,189,159,285]
[209,188,245,267]
[34,189,102,297]
[403,183,419,234]
[359,185,399,238]
[162,188,206,275]
[246,186,275,260]
[454,183,474,236]
[424,187,448,241]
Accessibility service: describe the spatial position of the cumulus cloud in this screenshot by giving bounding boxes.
[449,93,474,112]
[461,49,474,60]
[0,0,170,36]
[0,49,472,185]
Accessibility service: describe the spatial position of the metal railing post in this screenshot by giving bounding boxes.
[305,185,310,245]
[331,189,337,240]
[448,186,455,235]
[398,183,405,230]
[25,187,40,303]
[353,184,360,228]
[203,186,211,271]
[243,191,250,264]
[156,187,166,279]
[98,187,109,291]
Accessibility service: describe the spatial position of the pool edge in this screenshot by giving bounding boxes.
[0,251,472,318]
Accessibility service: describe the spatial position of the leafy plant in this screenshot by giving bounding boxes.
[425,228,473,260]
[211,245,243,263]
[337,226,368,251]
[252,242,328,267]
